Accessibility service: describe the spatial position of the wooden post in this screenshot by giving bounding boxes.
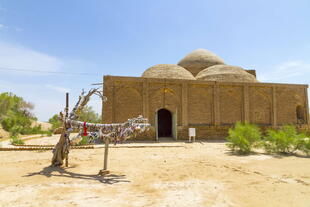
[65,92,69,167]
[103,137,109,170]
[99,137,110,175]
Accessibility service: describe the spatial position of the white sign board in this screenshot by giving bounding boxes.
[189,128,196,137]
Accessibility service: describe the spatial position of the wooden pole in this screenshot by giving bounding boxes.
[65,92,69,167]
[103,137,109,170]
[99,136,110,176]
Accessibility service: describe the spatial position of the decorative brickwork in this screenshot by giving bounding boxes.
[102,76,309,140]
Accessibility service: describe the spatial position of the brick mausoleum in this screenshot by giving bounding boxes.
[102,49,310,140]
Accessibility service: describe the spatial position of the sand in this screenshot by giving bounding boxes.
[31,121,52,131]
[0,137,310,207]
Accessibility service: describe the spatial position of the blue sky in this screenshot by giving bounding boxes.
[0,0,309,121]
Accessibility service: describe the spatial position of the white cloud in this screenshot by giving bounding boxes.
[0,24,18,32]
[45,84,70,93]
[0,80,102,121]
[87,96,102,115]
[0,80,65,121]
[14,27,23,32]
[260,60,310,109]
[0,24,8,30]
[0,42,102,121]
[0,41,64,75]
[260,60,310,84]
[32,99,64,122]
[0,24,24,32]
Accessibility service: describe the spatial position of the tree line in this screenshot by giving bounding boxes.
[0,92,101,137]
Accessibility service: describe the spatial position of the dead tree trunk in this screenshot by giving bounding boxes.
[51,131,69,166]
[51,89,97,166]
[51,93,70,166]
[50,88,150,168]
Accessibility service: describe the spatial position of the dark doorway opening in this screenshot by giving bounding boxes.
[157,108,172,138]
[296,105,305,124]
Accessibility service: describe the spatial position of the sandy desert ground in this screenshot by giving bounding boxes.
[0,136,310,207]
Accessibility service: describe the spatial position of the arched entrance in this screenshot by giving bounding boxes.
[157,108,172,138]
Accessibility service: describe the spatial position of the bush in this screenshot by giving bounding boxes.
[78,106,101,123]
[263,125,303,154]
[46,131,53,137]
[0,92,36,135]
[48,114,62,131]
[296,137,310,156]
[77,136,89,146]
[9,125,23,136]
[48,106,100,133]
[226,122,262,154]
[10,135,24,145]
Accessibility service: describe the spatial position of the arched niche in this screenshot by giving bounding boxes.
[115,87,143,122]
[249,89,272,125]
[149,87,181,126]
[219,86,243,125]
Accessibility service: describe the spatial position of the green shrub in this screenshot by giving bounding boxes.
[296,137,310,156]
[48,114,62,131]
[28,125,43,134]
[10,135,24,145]
[226,122,262,154]
[47,106,100,133]
[46,131,53,137]
[0,92,35,134]
[9,125,23,136]
[77,106,101,123]
[77,136,89,146]
[263,125,303,154]
[0,92,51,136]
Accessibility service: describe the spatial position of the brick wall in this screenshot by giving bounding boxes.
[102,75,309,140]
[188,84,213,125]
[219,85,243,125]
[249,86,272,125]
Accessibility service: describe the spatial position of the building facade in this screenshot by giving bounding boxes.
[102,49,309,140]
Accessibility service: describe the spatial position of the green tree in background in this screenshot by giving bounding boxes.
[48,105,100,131]
[78,106,101,123]
[0,92,36,135]
[48,114,62,131]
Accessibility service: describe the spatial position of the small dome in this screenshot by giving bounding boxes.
[178,49,225,76]
[196,65,258,83]
[142,64,195,80]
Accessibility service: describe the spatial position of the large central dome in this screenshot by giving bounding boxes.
[178,49,225,76]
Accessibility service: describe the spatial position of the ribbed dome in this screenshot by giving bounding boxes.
[178,49,225,76]
[196,65,258,83]
[142,64,195,80]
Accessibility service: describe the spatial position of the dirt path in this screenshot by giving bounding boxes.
[0,139,309,207]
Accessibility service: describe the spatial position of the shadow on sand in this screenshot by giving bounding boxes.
[24,165,130,184]
[225,150,310,159]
